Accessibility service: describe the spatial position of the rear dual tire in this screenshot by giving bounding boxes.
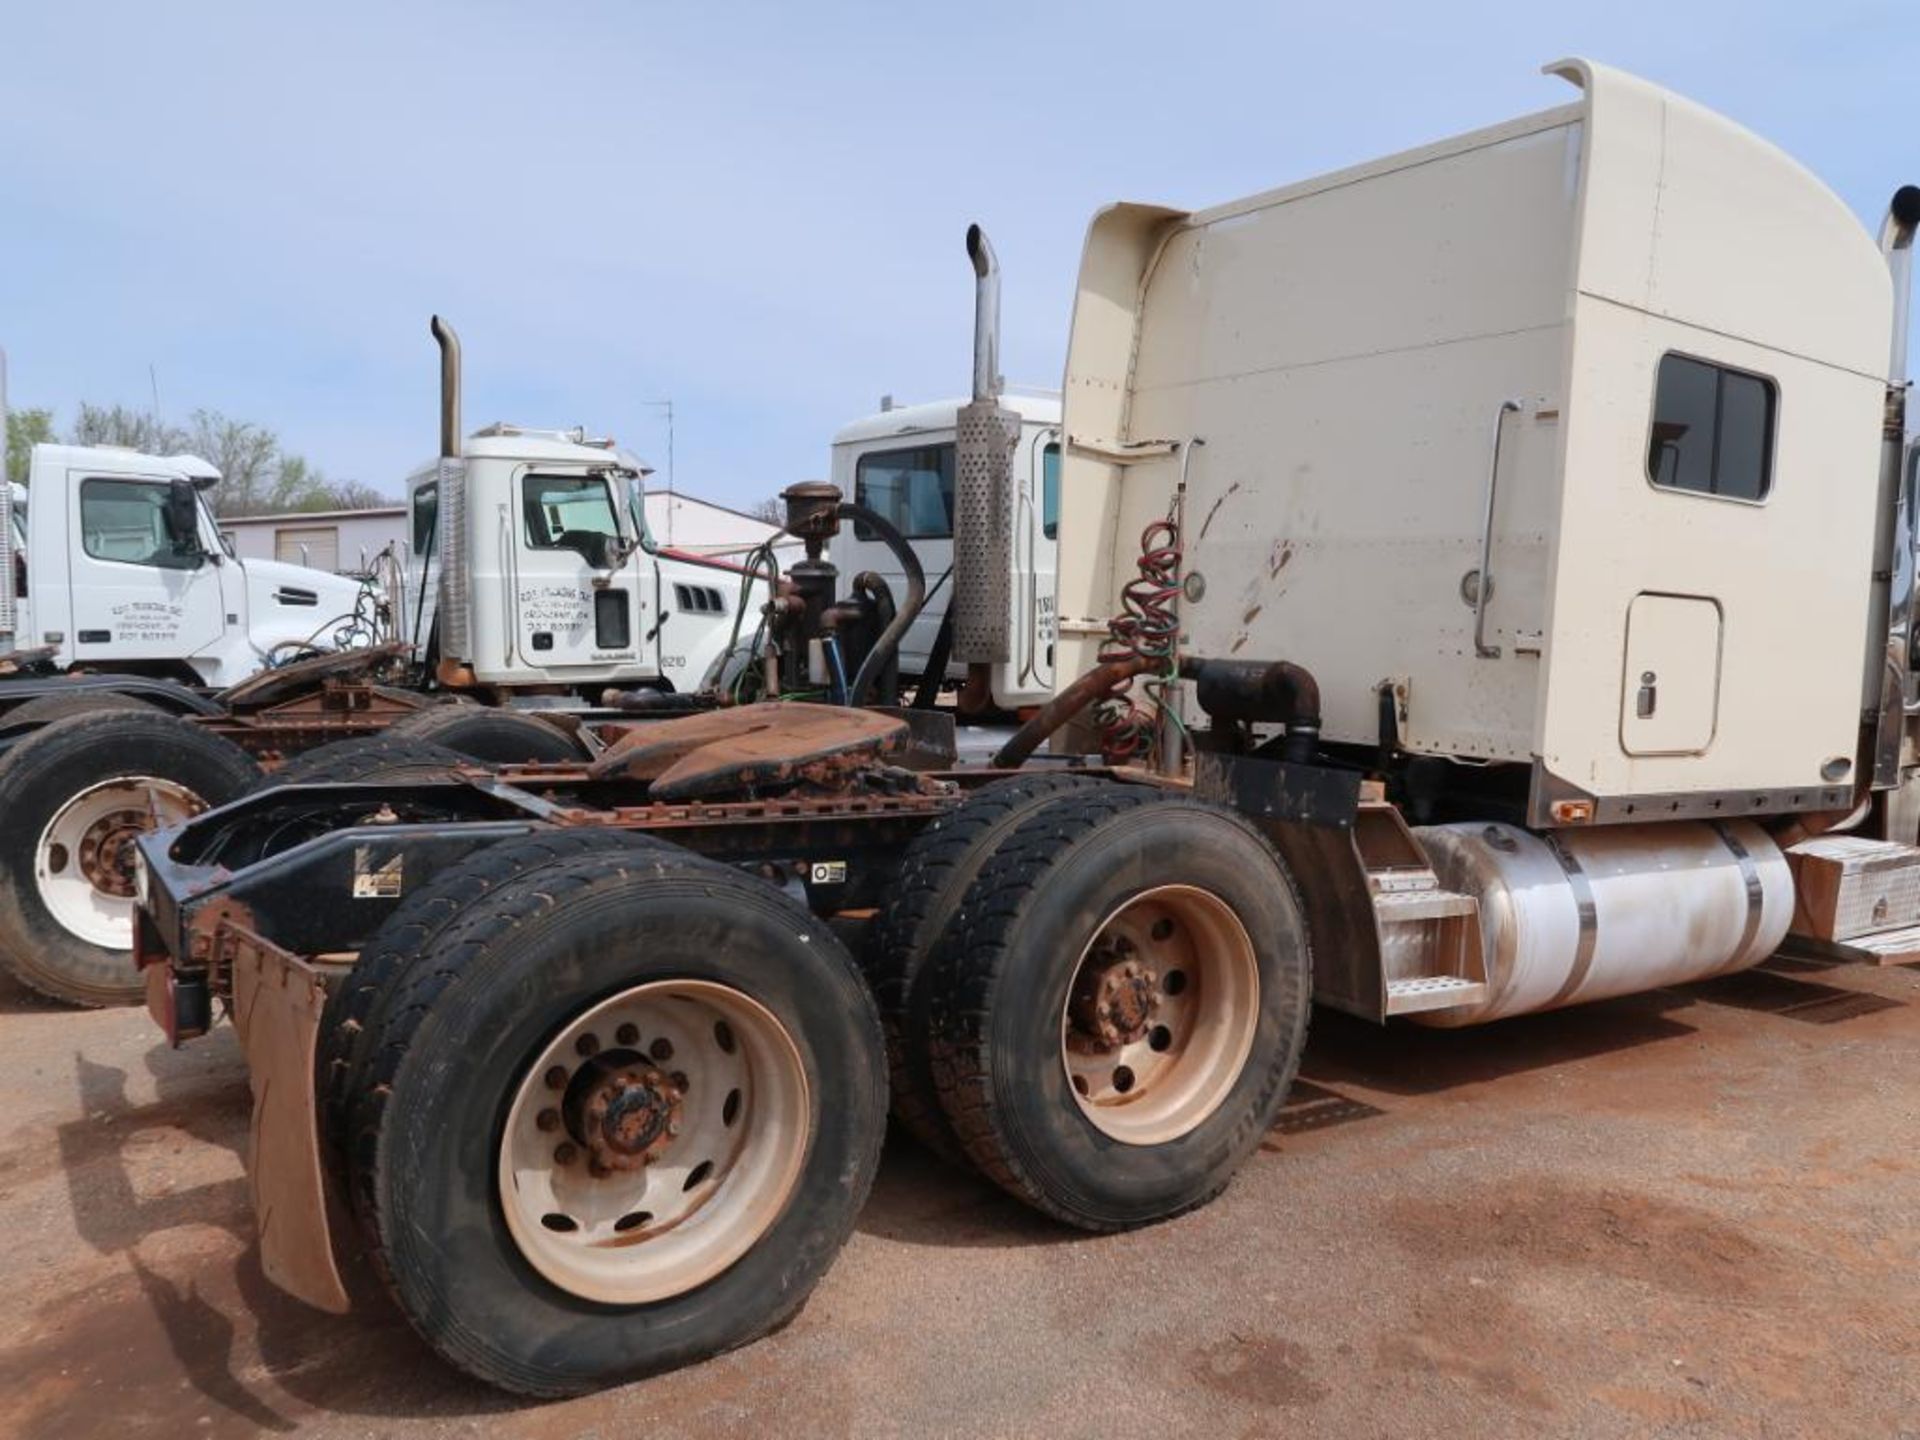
[339,836,885,1396]
[925,788,1313,1230]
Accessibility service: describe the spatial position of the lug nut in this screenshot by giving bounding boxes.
[575,1033,600,1058]
[536,1108,561,1132]
[554,1142,579,1165]
[649,1037,674,1062]
[544,1066,568,1090]
[615,1022,640,1046]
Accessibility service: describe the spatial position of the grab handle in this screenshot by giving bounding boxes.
[1474,399,1523,659]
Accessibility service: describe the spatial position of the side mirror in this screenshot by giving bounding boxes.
[164,479,204,558]
[577,531,635,571]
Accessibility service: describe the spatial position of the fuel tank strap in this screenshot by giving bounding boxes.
[1710,822,1766,965]
[1541,833,1598,1007]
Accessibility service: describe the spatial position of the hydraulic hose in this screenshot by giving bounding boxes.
[841,501,925,705]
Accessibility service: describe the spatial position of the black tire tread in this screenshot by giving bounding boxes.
[865,771,1100,1158]
[315,826,667,1176]
[387,704,585,763]
[3,690,157,727]
[927,787,1310,1230]
[0,710,262,1006]
[265,735,471,789]
[347,846,883,1394]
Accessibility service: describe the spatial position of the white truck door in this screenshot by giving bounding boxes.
[65,469,225,663]
[849,439,955,675]
[510,469,645,672]
[1010,431,1059,698]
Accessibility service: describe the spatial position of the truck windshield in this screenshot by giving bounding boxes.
[522,473,621,548]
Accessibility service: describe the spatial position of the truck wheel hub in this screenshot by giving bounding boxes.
[36,777,205,950]
[578,1065,682,1171]
[1060,885,1262,1147]
[498,979,811,1305]
[77,807,150,897]
[1069,951,1159,1050]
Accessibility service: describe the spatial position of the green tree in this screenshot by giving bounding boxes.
[5,407,56,484]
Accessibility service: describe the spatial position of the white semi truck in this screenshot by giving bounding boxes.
[828,230,1062,714]
[0,350,375,702]
[0,320,760,1006]
[130,59,1920,1397]
[0,442,374,687]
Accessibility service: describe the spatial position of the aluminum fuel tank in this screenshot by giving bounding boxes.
[1409,820,1793,1027]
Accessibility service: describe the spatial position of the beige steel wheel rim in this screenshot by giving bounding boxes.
[1060,884,1260,1146]
[497,979,810,1305]
[35,777,204,949]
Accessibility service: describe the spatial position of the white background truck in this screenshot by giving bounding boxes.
[401,319,760,699]
[828,229,1061,714]
[2,442,372,686]
[0,320,761,1007]
[1,347,373,699]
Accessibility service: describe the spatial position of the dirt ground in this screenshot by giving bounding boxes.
[1,951,1916,1440]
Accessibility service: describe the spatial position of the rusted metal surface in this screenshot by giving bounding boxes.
[588,701,913,799]
[991,655,1158,769]
[577,1062,684,1173]
[217,643,410,709]
[229,926,350,1315]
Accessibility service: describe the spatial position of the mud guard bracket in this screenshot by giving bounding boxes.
[231,935,350,1314]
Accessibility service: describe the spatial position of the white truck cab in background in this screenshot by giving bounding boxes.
[1,440,368,685]
[408,321,759,696]
[828,392,1060,711]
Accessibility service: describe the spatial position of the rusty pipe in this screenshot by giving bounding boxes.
[841,502,924,705]
[991,655,1158,769]
[430,315,462,459]
[1181,657,1322,763]
[956,662,994,717]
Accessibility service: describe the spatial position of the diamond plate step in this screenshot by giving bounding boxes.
[1385,975,1490,1016]
[1372,888,1478,923]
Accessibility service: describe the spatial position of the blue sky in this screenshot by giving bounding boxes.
[2,1,1914,508]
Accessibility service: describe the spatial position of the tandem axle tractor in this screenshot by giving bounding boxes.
[132,59,1920,1396]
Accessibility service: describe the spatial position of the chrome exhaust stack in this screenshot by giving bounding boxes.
[428,316,473,676]
[1864,188,1920,788]
[0,346,14,644]
[431,314,462,460]
[952,225,1021,675]
[967,224,1002,404]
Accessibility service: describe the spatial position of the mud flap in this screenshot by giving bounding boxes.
[231,942,351,1314]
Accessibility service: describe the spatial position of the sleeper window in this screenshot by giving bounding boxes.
[1646,354,1776,502]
